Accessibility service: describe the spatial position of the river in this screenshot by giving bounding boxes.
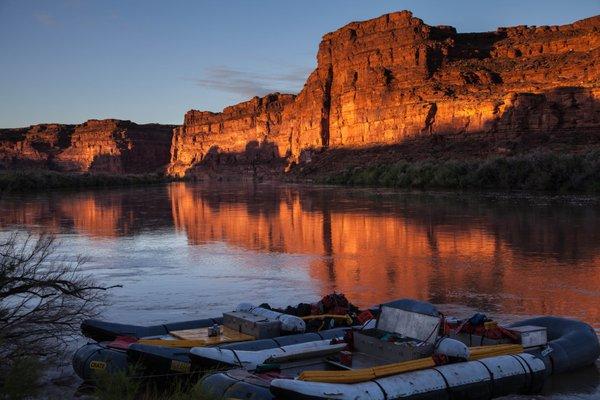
[0,182,598,399]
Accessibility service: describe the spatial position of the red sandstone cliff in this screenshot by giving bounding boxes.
[0,119,174,174]
[168,11,600,177]
[2,11,598,178]
[168,94,295,177]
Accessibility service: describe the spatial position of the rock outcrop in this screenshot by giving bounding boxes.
[168,11,600,177]
[0,120,174,174]
[168,94,295,177]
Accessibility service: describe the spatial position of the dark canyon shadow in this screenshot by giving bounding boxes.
[0,122,173,173]
[184,140,283,180]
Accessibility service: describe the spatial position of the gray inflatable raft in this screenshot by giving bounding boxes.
[73,327,349,381]
[196,316,600,400]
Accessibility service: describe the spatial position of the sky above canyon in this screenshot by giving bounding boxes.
[1,0,599,128]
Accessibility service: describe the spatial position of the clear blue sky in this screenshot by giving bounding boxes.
[1,0,598,128]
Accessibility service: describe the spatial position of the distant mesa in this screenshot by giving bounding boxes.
[0,119,175,174]
[1,10,599,176]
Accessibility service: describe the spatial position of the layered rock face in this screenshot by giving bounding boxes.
[0,119,174,174]
[168,94,295,177]
[169,11,600,177]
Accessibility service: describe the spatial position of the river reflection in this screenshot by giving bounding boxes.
[2,183,600,398]
[171,183,600,330]
[1,183,599,332]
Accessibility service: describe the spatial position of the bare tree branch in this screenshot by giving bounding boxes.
[0,232,118,361]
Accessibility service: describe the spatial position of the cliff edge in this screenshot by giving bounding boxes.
[167,11,600,178]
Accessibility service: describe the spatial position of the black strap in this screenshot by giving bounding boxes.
[511,354,534,393]
[371,378,389,400]
[476,359,495,398]
[432,366,452,397]
[230,349,244,367]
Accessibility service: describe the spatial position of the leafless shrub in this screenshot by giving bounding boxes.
[0,232,118,361]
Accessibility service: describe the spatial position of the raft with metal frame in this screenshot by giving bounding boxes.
[73,293,362,381]
[72,327,350,381]
[194,300,600,400]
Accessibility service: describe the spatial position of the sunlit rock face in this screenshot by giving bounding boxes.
[0,124,71,170]
[168,94,296,177]
[0,119,174,174]
[169,11,600,177]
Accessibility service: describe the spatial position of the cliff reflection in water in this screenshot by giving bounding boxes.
[0,183,599,328]
[167,184,600,326]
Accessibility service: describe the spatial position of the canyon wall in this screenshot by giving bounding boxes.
[0,119,174,174]
[168,94,295,177]
[168,11,600,177]
[2,11,598,177]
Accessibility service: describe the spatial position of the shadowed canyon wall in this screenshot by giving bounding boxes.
[168,11,600,177]
[0,119,174,174]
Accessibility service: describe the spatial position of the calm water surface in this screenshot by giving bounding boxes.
[1,182,598,399]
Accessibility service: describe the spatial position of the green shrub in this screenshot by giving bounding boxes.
[93,368,141,400]
[431,161,464,188]
[92,367,208,400]
[320,150,600,193]
[0,357,41,400]
[0,170,175,192]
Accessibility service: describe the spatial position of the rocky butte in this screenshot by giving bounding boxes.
[0,120,174,174]
[167,10,600,179]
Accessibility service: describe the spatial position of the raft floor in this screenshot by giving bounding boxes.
[170,325,254,345]
[273,352,393,377]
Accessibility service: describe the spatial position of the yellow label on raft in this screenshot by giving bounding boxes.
[170,360,191,373]
[90,361,107,370]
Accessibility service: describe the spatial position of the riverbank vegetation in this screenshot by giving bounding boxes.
[0,233,208,400]
[322,150,600,193]
[0,233,116,399]
[93,369,207,400]
[0,170,173,192]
